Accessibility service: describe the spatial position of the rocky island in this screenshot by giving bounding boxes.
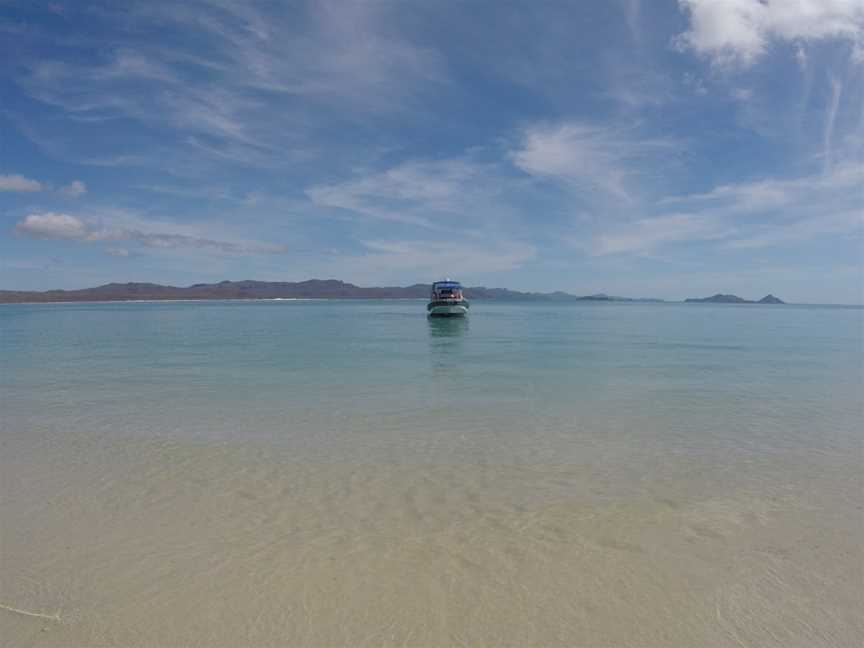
[685,293,785,304]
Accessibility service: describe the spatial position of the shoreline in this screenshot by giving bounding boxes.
[0,297,430,305]
[1,298,861,307]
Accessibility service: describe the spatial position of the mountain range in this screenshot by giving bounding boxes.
[0,280,667,303]
[0,280,783,304]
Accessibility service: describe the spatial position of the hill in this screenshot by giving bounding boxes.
[0,280,666,304]
[685,293,785,304]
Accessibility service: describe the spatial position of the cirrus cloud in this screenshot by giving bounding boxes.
[511,122,679,202]
[596,163,864,255]
[307,159,483,228]
[592,213,734,255]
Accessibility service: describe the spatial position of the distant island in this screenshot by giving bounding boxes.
[0,280,783,305]
[685,294,785,304]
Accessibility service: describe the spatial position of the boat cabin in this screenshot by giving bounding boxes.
[430,281,464,301]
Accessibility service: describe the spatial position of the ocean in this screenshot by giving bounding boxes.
[1,299,862,646]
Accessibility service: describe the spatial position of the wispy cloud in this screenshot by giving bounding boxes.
[304,151,545,279]
[308,121,861,261]
[592,213,734,255]
[661,162,864,212]
[726,209,863,249]
[510,122,679,202]
[14,212,287,254]
[603,163,864,254]
[330,239,537,284]
[623,0,642,45]
[12,1,444,168]
[60,180,87,197]
[307,159,486,228]
[22,59,266,149]
[0,174,44,192]
[822,76,844,171]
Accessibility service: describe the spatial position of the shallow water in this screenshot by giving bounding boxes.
[1,300,862,646]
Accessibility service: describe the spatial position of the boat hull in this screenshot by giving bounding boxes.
[427,301,469,317]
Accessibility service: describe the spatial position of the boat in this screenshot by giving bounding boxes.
[427,279,470,317]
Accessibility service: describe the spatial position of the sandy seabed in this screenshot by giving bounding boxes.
[1,428,862,648]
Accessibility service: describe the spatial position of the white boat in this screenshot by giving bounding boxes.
[427,280,469,317]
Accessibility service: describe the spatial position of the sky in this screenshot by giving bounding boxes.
[1,0,862,303]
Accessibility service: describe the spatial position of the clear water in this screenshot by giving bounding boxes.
[1,300,862,646]
[3,300,861,462]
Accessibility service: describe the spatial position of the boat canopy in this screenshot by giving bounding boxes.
[432,281,462,289]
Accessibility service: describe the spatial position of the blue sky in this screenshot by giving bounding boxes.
[1,0,862,303]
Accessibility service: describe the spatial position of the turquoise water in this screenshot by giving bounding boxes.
[3,299,861,455]
[1,300,862,646]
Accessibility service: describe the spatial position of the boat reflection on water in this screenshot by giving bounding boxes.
[427,314,469,339]
[428,315,468,375]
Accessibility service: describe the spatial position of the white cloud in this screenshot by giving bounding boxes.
[15,213,89,239]
[0,174,44,192]
[0,175,88,196]
[106,247,131,257]
[511,122,677,202]
[60,180,87,197]
[676,0,864,66]
[14,212,286,254]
